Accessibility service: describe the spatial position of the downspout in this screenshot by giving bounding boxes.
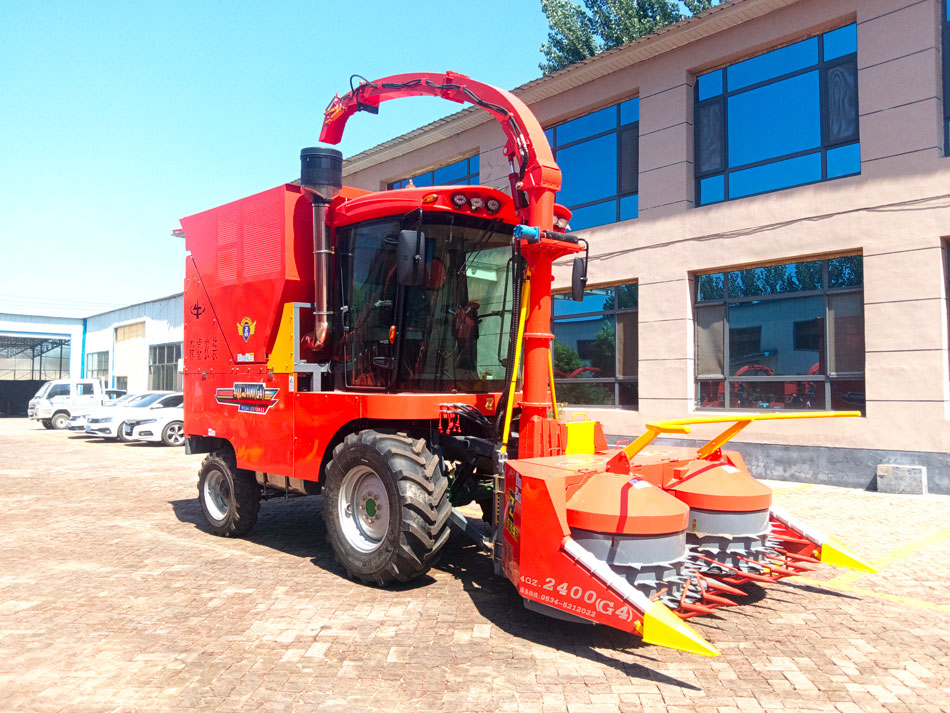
[80,318,87,378]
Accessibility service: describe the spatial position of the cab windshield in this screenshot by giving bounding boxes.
[340,212,514,393]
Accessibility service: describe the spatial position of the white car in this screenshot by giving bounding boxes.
[28,379,125,430]
[84,392,181,441]
[122,399,185,446]
[68,393,147,432]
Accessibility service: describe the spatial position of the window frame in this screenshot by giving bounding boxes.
[148,343,182,391]
[86,351,108,382]
[552,282,639,410]
[694,255,864,412]
[545,98,639,230]
[694,23,860,205]
[943,0,949,155]
[387,154,480,190]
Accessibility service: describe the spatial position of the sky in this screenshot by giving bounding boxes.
[0,1,551,318]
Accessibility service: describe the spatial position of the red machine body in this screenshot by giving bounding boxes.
[181,71,873,658]
[182,182,512,480]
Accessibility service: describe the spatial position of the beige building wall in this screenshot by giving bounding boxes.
[341,0,950,488]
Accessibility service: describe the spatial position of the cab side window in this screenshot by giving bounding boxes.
[47,384,70,398]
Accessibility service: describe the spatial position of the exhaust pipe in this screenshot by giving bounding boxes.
[300,146,343,352]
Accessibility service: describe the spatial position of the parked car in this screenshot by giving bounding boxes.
[67,393,146,432]
[84,392,180,441]
[123,397,185,446]
[28,379,126,430]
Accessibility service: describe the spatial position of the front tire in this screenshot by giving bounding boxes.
[50,413,69,430]
[197,451,261,536]
[41,419,53,430]
[117,422,132,442]
[161,421,185,446]
[323,430,450,585]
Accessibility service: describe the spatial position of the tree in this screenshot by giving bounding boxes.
[540,0,725,74]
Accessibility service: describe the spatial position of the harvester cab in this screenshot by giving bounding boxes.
[180,71,875,658]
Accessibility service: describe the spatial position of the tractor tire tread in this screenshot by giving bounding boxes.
[324,430,450,587]
[197,451,261,537]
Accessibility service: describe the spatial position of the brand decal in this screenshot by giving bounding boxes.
[518,575,635,623]
[503,489,519,542]
[215,382,279,414]
[236,353,255,362]
[190,301,205,319]
[237,317,256,342]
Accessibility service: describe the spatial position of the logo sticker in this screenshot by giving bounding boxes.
[503,489,520,542]
[215,382,279,414]
[237,317,256,342]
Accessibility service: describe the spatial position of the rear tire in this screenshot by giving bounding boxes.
[197,451,261,536]
[323,430,450,585]
[50,413,69,430]
[161,421,185,446]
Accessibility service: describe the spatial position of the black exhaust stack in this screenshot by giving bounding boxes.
[300,147,343,353]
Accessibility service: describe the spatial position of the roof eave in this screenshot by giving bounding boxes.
[342,0,799,176]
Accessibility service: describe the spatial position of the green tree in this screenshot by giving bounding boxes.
[698,273,724,300]
[553,338,584,374]
[761,264,788,295]
[729,268,763,298]
[828,255,862,288]
[588,320,617,377]
[794,260,823,291]
[540,0,725,74]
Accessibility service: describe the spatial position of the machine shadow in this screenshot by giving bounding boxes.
[778,580,861,600]
[433,537,702,686]
[168,495,702,681]
[167,494,438,589]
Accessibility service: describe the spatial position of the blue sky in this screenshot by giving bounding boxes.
[0,1,550,317]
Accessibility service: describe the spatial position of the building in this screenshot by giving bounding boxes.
[84,293,184,394]
[3,0,946,492]
[341,0,950,492]
[0,314,84,415]
[0,293,183,414]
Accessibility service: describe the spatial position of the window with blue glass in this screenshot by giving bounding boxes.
[943,0,949,155]
[387,154,480,190]
[545,98,639,230]
[552,283,638,409]
[694,255,864,413]
[695,23,860,205]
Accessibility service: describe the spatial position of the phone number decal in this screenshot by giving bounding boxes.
[519,575,635,622]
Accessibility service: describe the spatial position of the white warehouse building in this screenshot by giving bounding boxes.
[84,294,184,394]
[0,293,184,415]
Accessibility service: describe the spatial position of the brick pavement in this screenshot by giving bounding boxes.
[0,418,947,713]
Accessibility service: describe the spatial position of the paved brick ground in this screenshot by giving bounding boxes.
[0,418,948,713]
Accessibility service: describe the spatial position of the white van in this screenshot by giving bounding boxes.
[27,379,125,430]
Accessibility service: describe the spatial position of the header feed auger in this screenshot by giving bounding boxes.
[180,71,874,658]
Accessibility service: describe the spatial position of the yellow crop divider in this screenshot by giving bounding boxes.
[622,411,862,460]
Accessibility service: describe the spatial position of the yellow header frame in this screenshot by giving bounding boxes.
[622,411,862,461]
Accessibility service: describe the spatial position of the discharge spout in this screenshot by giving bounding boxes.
[300,147,342,352]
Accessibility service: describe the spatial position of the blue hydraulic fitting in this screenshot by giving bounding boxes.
[513,225,541,243]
